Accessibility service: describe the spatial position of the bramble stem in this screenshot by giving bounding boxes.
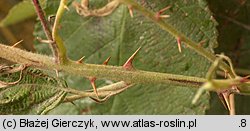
[0,44,205,88]
[118,0,235,78]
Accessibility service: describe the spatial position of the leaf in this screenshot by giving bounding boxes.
[0,66,67,114]
[0,0,45,27]
[207,0,250,115]
[35,0,218,114]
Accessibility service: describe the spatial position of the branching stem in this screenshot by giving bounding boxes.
[118,0,235,78]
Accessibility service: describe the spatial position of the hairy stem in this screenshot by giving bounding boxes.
[0,44,205,88]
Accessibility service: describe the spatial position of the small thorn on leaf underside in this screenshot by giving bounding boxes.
[176,37,182,53]
[155,5,171,20]
[123,47,141,70]
[128,5,134,18]
[11,40,23,48]
[76,56,85,64]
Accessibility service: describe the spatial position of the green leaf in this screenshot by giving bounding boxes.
[207,0,250,115]
[0,0,45,27]
[0,66,67,114]
[35,0,218,114]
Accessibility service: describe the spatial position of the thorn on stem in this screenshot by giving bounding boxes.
[123,47,141,70]
[88,57,112,100]
[217,86,239,111]
[76,56,85,64]
[103,57,111,65]
[176,37,182,53]
[11,40,23,48]
[89,77,99,99]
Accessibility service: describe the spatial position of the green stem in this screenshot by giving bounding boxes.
[0,44,205,87]
[118,0,235,78]
[52,0,68,64]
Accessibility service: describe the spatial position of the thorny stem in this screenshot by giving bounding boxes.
[118,0,239,115]
[32,0,59,61]
[52,0,68,64]
[2,0,248,114]
[0,44,205,88]
[2,43,250,95]
[118,0,235,78]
